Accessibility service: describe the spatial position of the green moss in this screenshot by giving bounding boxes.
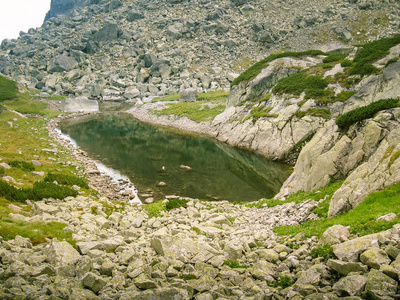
[389,150,400,167]
[336,98,400,129]
[0,75,18,101]
[231,50,325,87]
[274,181,400,238]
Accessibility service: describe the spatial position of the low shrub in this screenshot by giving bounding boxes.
[385,57,399,67]
[223,260,248,269]
[44,173,89,189]
[323,53,347,63]
[166,198,189,210]
[272,72,328,99]
[231,50,325,87]
[336,98,400,129]
[274,275,293,288]
[145,201,166,218]
[311,244,334,260]
[0,75,18,101]
[8,160,35,172]
[0,180,78,203]
[0,167,5,176]
[335,91,356,102]
[340,60,353,68]
[295,108,331,120]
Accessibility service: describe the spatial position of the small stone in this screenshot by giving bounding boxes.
[157,181,167,187]
[376,213,397,222]
[145,197,154,204]
[31,160,42,166]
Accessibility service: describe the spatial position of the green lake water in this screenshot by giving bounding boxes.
[59,113,291,202]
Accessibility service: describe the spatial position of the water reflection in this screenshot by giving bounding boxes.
[59,113,290,202]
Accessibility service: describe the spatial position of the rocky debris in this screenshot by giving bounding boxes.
[1,194,400,299]
[1,0,399,101]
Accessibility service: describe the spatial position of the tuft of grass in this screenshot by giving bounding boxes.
[223,260,248,269]
[166,198,189,210]
[0,75,18,101]
[44,173,89,189]
[154,100,226,122]
[151,93,180,103]
[336,98,400,129]
[311,244,334,260]
[323,53,347,63]
[295,108,331,120]
[9,160,35,172]
[231,50,325,87]
[274,275,293,289]
[144,201,166,218]
[244,106,277,123]
[335,91,356,102]
[245,180,343,209]
[274,181,400,238]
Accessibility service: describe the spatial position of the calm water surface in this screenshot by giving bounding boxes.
[59,113,291,202]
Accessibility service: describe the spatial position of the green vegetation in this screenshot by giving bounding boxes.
[0,167,5,176]
[295,108,331,120]
[274,181,400,238]
[151,93,180,102]
[311,244,334,261]
[197,90,229,101]
[323,53,347,63]
[272,72,328,99]
[2,97,50,116]
[340,60,353,68]
[336,98,400,129]
[0,180,78,203]
[165,198,189,210]
[0,75,18,101]
[144,201,166,218]
[223,260,248,269]
[244,106,276,123]
[44,173,89,189]
[385,57,399,67]
[245,180,343,209]
[274,275,293,289]
[349,34,400,76]
[154,100,226,122]
[9,160,35,172]
[231,50,325,87]
[335,91,356,102]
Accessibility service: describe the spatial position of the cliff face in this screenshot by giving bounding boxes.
[44,0,88,21]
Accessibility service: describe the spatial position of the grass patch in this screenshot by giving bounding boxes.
[349,34,400,76]
[0,75,18,101]
[151,93,180,103]
[385,57,399,67]
[336,98,400,129]
[335,91,356,102]
[197,90,229,101]
[295,108,331,120]
[144,201,166,218]
[223,260,247,269]
[274,275,293,289]
[166,198,189,210]
[244,106,276,123]
[8,160,35,172]
[2,97,50,116]
[231,50,325,87]
[245,180,343,209]
[44,173,89,189]
[272,72,329,100]
[274,181,400,238]
[311,244,334,260]
[154,100,226,122]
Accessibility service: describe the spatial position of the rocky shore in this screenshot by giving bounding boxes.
[47,112,141,205]
[1,193,400,299]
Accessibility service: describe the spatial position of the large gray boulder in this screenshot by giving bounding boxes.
[332,234,382,262]
[93,22,119,42]
[45,238,81,267]
[360,247,391,269]
[332,274,367,296]
[48,54,78,73]
[319,225,350,245]
[365,269,398,298]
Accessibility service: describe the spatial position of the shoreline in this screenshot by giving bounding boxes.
[47,111,142,205]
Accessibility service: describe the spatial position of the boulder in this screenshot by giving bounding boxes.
[319,225,350,245]
[332,274,367,296]
[127,9,144,22]
[332,234,379,262]
[295,264,329,286]
[327,259,368,275]
[360,247,391,269]
[48,54,78,73]
[376,213,398,222]
[365,269,398,297]
[249,260,277,281]
[180,88,197,102]
[45,238,81,267]
[82,272,107,294]
[93,22,119,42]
